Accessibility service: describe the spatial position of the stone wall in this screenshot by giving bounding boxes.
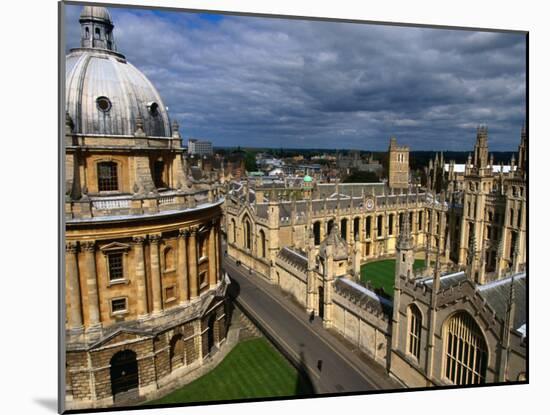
[331,279,392,366]
[66,302,227,410]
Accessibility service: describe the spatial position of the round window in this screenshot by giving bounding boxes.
[149,102,159,116]
[96,96,112,112]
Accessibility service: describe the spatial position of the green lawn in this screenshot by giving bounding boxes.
[146,337,313,405]
[360,259,425,298]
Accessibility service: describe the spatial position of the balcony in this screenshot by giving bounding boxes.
[66,188,222,222]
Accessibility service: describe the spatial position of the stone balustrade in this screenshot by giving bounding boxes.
[66,189,223,221]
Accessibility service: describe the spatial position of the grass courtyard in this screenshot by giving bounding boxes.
[360,259,425,298]
[147,337,313,405]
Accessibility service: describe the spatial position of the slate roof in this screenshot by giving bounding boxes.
[477,273,526,331]
[419,271,468,290]
[277,247,308,271]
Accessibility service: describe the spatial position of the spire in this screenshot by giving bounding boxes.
[79,6,117,52]
[171,120,180,139]
[397,208,413,250]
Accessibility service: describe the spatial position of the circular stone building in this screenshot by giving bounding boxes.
[64,6,228,409]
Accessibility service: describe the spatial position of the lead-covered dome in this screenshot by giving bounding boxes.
[66,6,172,137]
[79,5,113,24]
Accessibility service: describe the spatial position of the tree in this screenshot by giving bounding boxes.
[342,171,380,183]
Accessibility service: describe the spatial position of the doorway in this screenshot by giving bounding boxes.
[110,350,138,399]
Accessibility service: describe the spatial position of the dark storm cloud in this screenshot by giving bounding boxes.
[64,5,526,150]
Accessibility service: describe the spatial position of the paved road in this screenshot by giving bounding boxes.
[223,256,399,394]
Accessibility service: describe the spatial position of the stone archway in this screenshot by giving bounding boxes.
[110,349,138,399]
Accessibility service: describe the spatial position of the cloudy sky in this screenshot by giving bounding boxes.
[64,4,526,151]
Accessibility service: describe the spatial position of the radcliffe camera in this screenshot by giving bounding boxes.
[60,2,527,412]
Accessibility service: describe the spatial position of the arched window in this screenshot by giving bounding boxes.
[313,222,321,246]
[231,219,236,243]
[164,247,175,271]
[341,218,347,240]
[377,215,383,237]
[444,312,488,385]
[97,161,118,191]
[388,214,394,236]
[95,27,101,39]
[327,219,334,235]
[407,305,422,360]
[353,217,360,240]
[259,230,266,258]
[244,217,251,250]
[85,27,89,38]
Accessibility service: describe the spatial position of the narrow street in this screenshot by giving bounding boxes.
[223,256,401,394]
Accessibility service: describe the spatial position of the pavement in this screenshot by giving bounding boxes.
[223,255,402,395]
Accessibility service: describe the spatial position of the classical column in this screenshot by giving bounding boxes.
[177,229,189,304]
[188,227,199,299]
[132,236,148,318]
[82,241,101,329]
[149,234,163,315]
[215,221,221,282]
[208,223,217,288]
[66,241,83,330]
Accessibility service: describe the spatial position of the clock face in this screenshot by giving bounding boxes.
[366,198,374,211]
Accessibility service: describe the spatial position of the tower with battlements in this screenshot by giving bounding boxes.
[388,137,410,189]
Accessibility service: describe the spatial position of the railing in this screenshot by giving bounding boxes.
[92,198,131,210]
[67,188,222,221]
[158,195,176,205]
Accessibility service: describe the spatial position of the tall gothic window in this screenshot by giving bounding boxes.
[231,219,236,243]
[418,211,423,231]
[259,230,266,258]
[377,215,383,237]
[97,161,118,191]
[388,214,394,235]
[313,222,321,246]
[327,219,334,235]
[407,305,422,360]
[444,312,488,385]
[244,218,251,250]
[341,218,347,240]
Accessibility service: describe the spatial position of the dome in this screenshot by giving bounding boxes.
[303,175,313,182]
[79,6,113,25]
[66,7,172,138]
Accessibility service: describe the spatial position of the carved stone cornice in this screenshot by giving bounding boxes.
[149,233,162,244]
[81,241,96,252]
[131,235,146,245]
[178,228,189,238]
[189,226,199,236]
[66,241,79,254]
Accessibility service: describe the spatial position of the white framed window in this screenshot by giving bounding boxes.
[407,305,422,360]
[110,297,128,315]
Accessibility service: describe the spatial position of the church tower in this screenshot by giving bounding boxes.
[388,137,410,189]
